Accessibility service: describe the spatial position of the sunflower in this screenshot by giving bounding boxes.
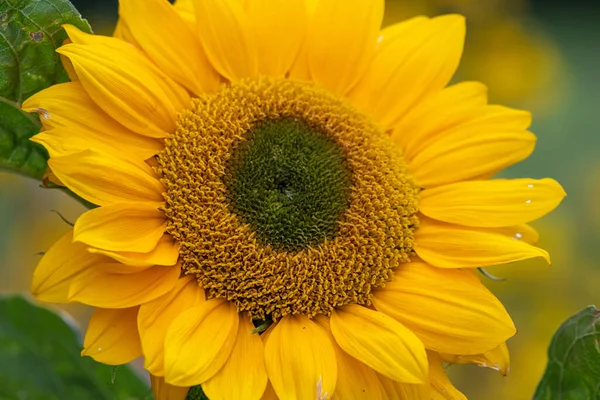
[24,0,565,399]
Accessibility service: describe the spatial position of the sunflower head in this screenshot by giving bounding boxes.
[158,77,419,321]
[24,0,565,399]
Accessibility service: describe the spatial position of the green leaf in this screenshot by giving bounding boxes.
[533,305,600,400]
[186,386,210,400]
[0,0,91,179]
[0,294,151,400]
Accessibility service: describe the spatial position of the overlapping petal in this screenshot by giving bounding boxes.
[48,149,164,207]
[351,15,465,127]
[260,383,278,400]
[82,307,142,364]
[73,202,166,253]
[442,342,510,376]
[246,0,307,77]
[330,304,428,384]
[496,224,540,244]
[119,0,220,95]
[89,235,179,268]
[314,316,386,400]
[377,374,431,399]
[420,178,566,227]
[306,0,384,94]
[410,129,536,188]
[151,375,190,400]
[264,315,337,400]
[203,314,268,400]
[415,218,550,268]
[373,262,515,355]
[172,0,195,25]
[31,229,106,302]
[139,276,205,376]
[193,0,258,80]
[428,352,467,400]
[164,299,239,386]
[392,81,488,158]
[68,265,180,308]
[34,240,157,287]
[22,82,162,160]
[58,25,190,138]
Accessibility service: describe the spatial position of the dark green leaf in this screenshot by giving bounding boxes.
[0,294,152,400]
[533,306,600,400]
[0,0,91,179]
[0,99,46,178]
[186,385,210,400]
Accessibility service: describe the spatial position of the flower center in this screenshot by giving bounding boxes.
[157,78,420,321]
[224,117,352,251]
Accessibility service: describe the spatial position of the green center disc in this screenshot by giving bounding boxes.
[224,118,353,251]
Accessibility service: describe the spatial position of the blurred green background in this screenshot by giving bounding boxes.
[0,0,598,398]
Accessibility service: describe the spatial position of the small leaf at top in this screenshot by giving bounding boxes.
[533,305,600,400]
[0,0,91,179]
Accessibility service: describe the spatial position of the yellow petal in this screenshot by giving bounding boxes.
[428,352,467,400]
[139,276,205,376]
[60,39,78,82]
[373,262,515,355]
[350,15,465,127]
[314,316,386,400]
[31,229,106,302]
[244,0,306,77]
[173,0,195,22]
[414,218,551,268]
[82,307,141,364]
[119,0,219,95]
[330,304,427,384]
[64,24,190,109]
[194,0,258,81]
[73,202,166,253]
[457,104,532,132]
[58,26,190,138]
[89,235,179,268]
[164,299,239,386]
[264,315,337,400]
[151,375,190,400]
[420,178,566,227]
[307,0,384,95]
[22,82,163,160]
[260,382,278,400]
[203,314,268,400]
[113,17,138,46]
[392,81,487,159]
[377,374,430,399]
[409,130,536,188]
[496,224,539,245]
[48,149,164,207]
[441,342,510,376]
[31,128,160,163]
[68,265,180,308]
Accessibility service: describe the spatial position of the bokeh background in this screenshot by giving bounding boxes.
[1,0,598,398]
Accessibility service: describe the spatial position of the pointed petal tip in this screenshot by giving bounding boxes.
[548,178,567,197]
[61,23,79,35]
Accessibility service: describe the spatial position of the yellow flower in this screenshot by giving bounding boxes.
[23,0,565,399]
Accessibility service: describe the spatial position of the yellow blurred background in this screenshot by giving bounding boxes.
[1,0,598,398]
